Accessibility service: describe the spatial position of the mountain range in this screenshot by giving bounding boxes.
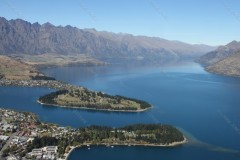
[0,17,215,66]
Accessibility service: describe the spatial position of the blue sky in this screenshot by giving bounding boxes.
[0,0,240,46]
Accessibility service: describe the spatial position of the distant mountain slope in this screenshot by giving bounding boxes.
[206,52,240,77]
[197,41,240,66]
[0,17,215,65]
[198,41,240,77]
[0,55,53,80]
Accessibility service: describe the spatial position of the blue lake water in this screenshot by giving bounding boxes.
[1,62,240,160]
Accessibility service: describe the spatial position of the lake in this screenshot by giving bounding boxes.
[1,62,240,160]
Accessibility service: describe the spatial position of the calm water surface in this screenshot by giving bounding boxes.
[1,62,240,160]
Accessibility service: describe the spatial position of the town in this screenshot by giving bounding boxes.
[0,80,73,90]
[0,108,65,160]
[0,108,185,160]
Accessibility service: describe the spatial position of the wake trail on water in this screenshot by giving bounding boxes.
[217,110,240,135]
[178,127,240,156]
[181,77,225,85]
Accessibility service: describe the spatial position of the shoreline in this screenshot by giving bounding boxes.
[37,100,153,113]
[0,79,72,90]
[64,146,80,160]
[65,137,187,160]
[0,79,153,113]
[206,68,240,78]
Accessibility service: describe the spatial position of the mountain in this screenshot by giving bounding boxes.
[0,17,215,66]
[206,52,240,77]
[198,41,240,77]
[197,41,240,66]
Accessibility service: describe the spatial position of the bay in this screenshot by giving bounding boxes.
[1,62,240,159]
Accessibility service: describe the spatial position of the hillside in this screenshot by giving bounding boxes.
[197,41,240,77]
[197,41,240,66]
[0,17,215,66]
[0,55,53,80]
[207,52,240,77]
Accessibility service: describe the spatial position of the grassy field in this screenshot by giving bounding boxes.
[56,89,141,110]
[9,53,107,68]
[0,53,107,80]
[0,55,45,80]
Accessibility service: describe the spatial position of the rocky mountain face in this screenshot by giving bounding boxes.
[198,41,240,77]
[0,17,214,64]
[206,52,240,77]
[197,41,240,66]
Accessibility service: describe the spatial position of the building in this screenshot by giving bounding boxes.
[0,135,9,141]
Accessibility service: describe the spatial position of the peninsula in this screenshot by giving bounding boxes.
[0,55,151,112]
[38,88,152,112]
[0,108,186,160]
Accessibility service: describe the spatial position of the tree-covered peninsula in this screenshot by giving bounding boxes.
[0,108,186,159]
[38,87,152,112]
[28,123,185,159]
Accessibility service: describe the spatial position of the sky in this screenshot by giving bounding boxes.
[0,0,240,46]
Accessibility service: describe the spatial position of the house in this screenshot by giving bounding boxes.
[46,146,58,153]
[28,146,58,160]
